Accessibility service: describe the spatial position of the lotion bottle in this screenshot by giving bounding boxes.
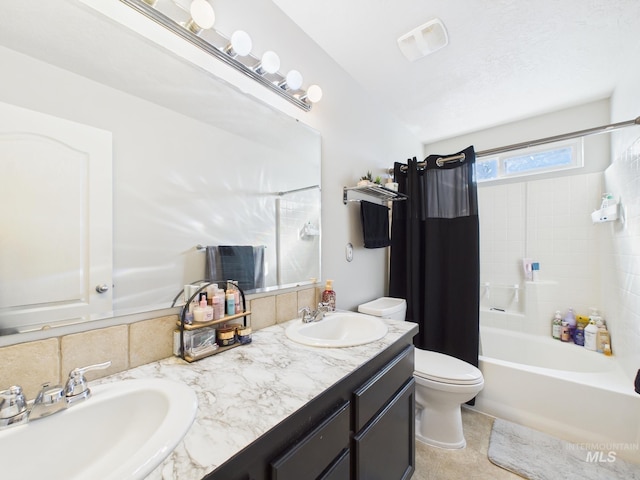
[203,298,214,322]
[584,318,598,351]
[216,289,226,319]
[193,297,207,323]
[321,280,336,311]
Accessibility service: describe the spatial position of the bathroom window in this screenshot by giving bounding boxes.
[475,138,583,183]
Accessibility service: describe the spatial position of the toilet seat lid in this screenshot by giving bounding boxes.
[414,349,483,385]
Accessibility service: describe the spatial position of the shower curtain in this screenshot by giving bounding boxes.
[389,146,480,370]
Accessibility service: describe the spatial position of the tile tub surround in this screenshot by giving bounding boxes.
[94,318,418,480]
[0,286,319,399]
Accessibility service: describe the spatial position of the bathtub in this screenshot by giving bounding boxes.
[472,325,640,463]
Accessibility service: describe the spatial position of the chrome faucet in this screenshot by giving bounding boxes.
[64,361,111,405]
[0,385,29,429]
[30,383,67,420]
[299,303,331,323]
[0,360,111,429]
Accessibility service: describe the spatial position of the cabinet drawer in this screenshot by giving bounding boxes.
[271,402,350,480]
[353,345,414,431]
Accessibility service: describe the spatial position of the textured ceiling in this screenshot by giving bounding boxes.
[272,0,640,143]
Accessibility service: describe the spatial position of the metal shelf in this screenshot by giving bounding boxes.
[343,184,407,205]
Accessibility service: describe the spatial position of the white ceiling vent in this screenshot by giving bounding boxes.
[397,18,448,61]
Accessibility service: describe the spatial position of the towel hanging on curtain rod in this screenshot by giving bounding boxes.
[391,115,640,173]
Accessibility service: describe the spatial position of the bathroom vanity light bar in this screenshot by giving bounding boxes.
[120,0,319,111]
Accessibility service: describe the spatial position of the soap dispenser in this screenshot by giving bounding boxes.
[322,280,336,311]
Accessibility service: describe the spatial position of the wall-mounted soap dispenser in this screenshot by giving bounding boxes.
[591,193,620,223]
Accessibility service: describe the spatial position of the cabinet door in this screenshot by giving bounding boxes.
[271,402,350,480]
[353,379,415,480]
[319,448,349,480]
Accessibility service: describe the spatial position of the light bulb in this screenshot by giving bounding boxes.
[255,51,280,75]
[305,84,323,103]
[284,70,303,90]
[228,30,252,57]
[186,0,215,34]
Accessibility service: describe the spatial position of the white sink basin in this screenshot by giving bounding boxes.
[285,312,388,347]
[0,378,197,480]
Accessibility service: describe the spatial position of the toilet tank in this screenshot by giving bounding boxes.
[358,297,406,321]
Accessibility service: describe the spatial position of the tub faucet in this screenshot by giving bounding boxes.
[299,303,331,323]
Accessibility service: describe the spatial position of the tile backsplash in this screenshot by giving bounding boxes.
[0,286,318,399]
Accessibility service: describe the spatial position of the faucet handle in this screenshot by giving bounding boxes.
[0,385,29,429]
[0,385,27,419]
[65,361,111,403]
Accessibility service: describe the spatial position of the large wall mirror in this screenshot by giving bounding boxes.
[0,2,321,335]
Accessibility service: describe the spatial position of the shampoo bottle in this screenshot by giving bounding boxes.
[226,289,235,316]
[564,308,576,341]
[597,322,610,353]
[552,311,562,340]
[322,280,336,311]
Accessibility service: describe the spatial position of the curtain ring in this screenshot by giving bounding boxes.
[436,152,466,167]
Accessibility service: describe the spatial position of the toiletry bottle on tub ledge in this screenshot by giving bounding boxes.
[564,308,576,341]
[552,311,562,340]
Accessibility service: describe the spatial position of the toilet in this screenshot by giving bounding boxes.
[358,297,484,449]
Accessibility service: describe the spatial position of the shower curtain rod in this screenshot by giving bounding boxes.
[392,115,640,173]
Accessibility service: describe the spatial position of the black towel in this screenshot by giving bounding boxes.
[360,201,391,248]
[215,246,255,291]
[205,245,265,291]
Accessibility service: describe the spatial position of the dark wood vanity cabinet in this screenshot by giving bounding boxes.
[271,402,351,480]
[353,380,415,480]
[352,346,415,480]
[203,337,415,480]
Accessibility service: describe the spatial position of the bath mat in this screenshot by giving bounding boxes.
[488,418,640,480]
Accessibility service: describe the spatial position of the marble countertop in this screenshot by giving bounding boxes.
[95,316,418,480]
